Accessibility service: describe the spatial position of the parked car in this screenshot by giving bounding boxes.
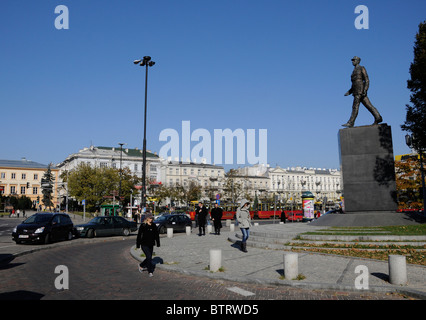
[286,212,304,222]
[12,212,74,244]
[154,214,192,234]
[74,216,137,238]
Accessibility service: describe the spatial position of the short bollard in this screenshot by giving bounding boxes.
[207,224,212,234]
[210,249,222,272]
[226,219,231,227]
[389,255,407,285]
[185,226,191,235]
[254,222,259,226]
[284,253,298,280]
[167,228,173,238]
[230,223,235,232]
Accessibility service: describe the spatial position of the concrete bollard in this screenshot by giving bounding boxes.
[210,249,222,272]
[186,226,191,235]
[284,253,298,280]
[207,224,212,234]
[279,222,284,225]
[167,228,173,238]
[230,223,235,232]
[254,222,259,226]
[226,219,231,227]
[389,255,407,285]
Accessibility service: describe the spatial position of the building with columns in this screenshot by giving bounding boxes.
[234,164,342,206]
[56,146,162,183]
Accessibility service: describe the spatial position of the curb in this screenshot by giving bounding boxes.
[129,244,426,299]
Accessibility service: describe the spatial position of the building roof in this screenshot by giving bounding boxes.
[97,146,158,158]
[0,158,55,169]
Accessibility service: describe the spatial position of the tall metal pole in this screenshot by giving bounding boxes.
[119,143,124,202]
[134,56,154,212]
[142,61,149,210]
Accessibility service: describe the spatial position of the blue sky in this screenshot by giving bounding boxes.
[1,0,425,171]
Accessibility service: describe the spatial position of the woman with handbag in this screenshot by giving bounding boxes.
[236,199,252,253]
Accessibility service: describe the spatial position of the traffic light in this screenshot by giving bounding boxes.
[26,182,30,188]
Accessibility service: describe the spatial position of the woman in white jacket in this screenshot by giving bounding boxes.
[236,199,252,253]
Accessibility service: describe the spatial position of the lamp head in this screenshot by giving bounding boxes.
[133,59,142,64]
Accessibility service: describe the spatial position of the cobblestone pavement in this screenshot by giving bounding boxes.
[0,238,411,301]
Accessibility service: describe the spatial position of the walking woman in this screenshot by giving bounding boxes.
[236,199,252,253]
[136,213,160,277]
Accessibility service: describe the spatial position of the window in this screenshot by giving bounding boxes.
[34,174,38,180]
[1,172,5,179]
[134,164,138,171]
[21,186,26,194]
[33,187,38,195]
[10,186,16,194]
[11,173,16,179]
[22,173,26,180]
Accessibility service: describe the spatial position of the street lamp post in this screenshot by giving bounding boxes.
[405,134,426,215]
[134,56,155,210]
[118,142,126,207]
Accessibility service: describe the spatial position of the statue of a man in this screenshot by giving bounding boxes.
[342,56,383,128]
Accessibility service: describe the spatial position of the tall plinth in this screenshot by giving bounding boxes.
[339,124,398,214]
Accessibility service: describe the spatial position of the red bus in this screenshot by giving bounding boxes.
[186,203,304,221]
[253,203,303,220]
[186,204,256,221]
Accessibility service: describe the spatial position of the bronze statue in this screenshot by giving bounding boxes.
[342,56,382,128]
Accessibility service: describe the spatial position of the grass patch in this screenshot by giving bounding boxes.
[304,225,426,236]
[279,274,306,281]
[291,247,425,266]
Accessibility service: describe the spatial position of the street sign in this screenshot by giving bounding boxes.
[216,194,220,200]
[82,199,86,206]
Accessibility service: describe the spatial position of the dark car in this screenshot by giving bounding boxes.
[154,214,192,234]
[12,212,74,244]
[75,216,138,238]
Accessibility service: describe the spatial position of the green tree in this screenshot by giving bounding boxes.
[66,163,140,212]
[402,21,426,151]
[41,163,55,210]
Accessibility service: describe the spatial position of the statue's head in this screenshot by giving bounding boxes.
[351,56,361,66]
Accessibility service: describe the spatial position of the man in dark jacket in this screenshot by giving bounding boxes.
[211,203,223,235]
[195,202,208,236]
[136,213,160,277]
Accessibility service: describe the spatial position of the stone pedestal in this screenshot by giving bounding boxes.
[339,124,398,214]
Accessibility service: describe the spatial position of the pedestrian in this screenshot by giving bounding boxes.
[236,199,252,253]
[280,210,286,223]
[136,212,160,277]
[195,202,208,236]
[211,203,223,235]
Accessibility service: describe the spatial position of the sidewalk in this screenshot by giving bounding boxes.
[130,224,426,299]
